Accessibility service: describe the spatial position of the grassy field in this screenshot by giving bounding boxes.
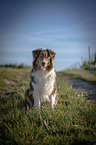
[0,67,96,145]
[60,69,96,84]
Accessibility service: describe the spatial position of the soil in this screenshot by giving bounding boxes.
[57,72,96,101]
[67,78,96,100]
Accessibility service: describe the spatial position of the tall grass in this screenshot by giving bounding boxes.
[0,67,96,145]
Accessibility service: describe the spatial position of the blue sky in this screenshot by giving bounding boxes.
[0,0,96,71]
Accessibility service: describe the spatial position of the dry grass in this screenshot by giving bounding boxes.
[61,69,96,84]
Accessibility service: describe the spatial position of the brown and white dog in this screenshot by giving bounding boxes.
[25,48,57,110]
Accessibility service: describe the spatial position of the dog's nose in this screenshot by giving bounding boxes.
[42,61,46,66]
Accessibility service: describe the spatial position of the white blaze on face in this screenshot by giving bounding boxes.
[42,58,46,67]
[40,51,47,69]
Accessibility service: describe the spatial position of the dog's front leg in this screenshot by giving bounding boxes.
[34,97,40,110]
[50,81,57,108]
[51,95,56,108]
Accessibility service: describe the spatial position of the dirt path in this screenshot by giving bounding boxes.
[57,72,96,101]
[67,78,96,100]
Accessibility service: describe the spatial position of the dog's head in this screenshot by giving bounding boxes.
[32,48,56,71]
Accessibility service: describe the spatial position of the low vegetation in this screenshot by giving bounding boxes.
[0,63,29,69]
[0,67,96,145]
[61,69,96,84]
[80,47,96,71]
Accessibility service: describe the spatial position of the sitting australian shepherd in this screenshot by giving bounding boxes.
[25,48,58,110]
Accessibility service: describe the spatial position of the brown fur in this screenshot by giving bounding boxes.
[32,48,56,71]
[46,57,54,71]
[51,81,57,96]
[51,81,58,105]
[25,89,34,105]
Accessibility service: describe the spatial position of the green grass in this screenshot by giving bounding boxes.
[60,69,96,84]
[0,67,96,145]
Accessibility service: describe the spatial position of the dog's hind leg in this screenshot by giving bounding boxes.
[25,89,34,106]
[50,81,58,108]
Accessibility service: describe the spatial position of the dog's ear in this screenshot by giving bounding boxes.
[46,49,56,59]
[32,48,42,59]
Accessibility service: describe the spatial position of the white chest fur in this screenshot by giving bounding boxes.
[30,68,56,106]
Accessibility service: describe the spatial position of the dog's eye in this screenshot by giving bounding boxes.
[47,56,50,59]
[39,55,43,59]
[47,54,50,59]
[45,54,49,58]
